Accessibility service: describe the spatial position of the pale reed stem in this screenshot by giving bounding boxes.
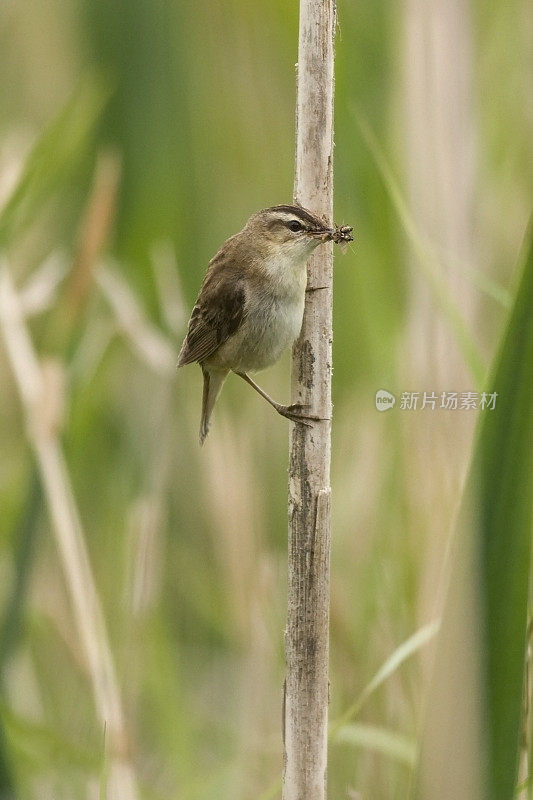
[283,1,336,798]
[0,261,139,800]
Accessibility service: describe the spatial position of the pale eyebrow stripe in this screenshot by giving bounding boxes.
[264,205,321,228]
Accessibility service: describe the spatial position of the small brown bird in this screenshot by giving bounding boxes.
[178,204,353,444]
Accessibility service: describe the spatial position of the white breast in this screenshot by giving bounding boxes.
[209,252,308,373]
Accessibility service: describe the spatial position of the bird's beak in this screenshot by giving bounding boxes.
[310,227,336,242]
[309,224,354,244]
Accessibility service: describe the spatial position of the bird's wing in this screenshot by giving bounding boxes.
[177,265,246,367]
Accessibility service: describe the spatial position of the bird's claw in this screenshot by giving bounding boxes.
[276,403,323,425]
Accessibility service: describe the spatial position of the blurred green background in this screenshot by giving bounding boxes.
[0,0,531,798]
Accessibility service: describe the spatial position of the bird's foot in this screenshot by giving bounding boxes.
[275,403,324,425]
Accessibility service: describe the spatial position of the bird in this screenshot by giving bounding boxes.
[177,204,353,444]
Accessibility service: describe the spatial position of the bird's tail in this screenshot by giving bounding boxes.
[200,366,227,445]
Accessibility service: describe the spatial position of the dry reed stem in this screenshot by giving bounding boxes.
[97,262,175,375]
[66,150,121,320]
[284,0,336,798]
[0,261,139,800]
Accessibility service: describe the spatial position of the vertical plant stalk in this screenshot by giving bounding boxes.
[0,263,139,800]
[283,1,335,799]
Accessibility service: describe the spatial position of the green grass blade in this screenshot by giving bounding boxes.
[334,723,418,767]
[257,622,439,800]
[329,620,439,739]
[0,73,110,248]
[415,221,533,800]
[351,106,486,388]
[475,220,533,800]
[0,700,98,770]
[436,248,512,310]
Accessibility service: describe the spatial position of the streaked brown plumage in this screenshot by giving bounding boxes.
[178,204,353,444]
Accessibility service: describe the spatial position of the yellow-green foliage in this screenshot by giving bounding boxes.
[0,1,531,798]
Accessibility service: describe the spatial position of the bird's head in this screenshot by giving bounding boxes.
[245,205,341,262]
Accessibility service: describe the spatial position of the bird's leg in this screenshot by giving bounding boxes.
[235,371,324,423]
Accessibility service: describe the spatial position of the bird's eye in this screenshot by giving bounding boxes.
[287,220,303,232]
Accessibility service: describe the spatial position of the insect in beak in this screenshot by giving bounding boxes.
[310,225,354,243]
[332,225,354,243]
